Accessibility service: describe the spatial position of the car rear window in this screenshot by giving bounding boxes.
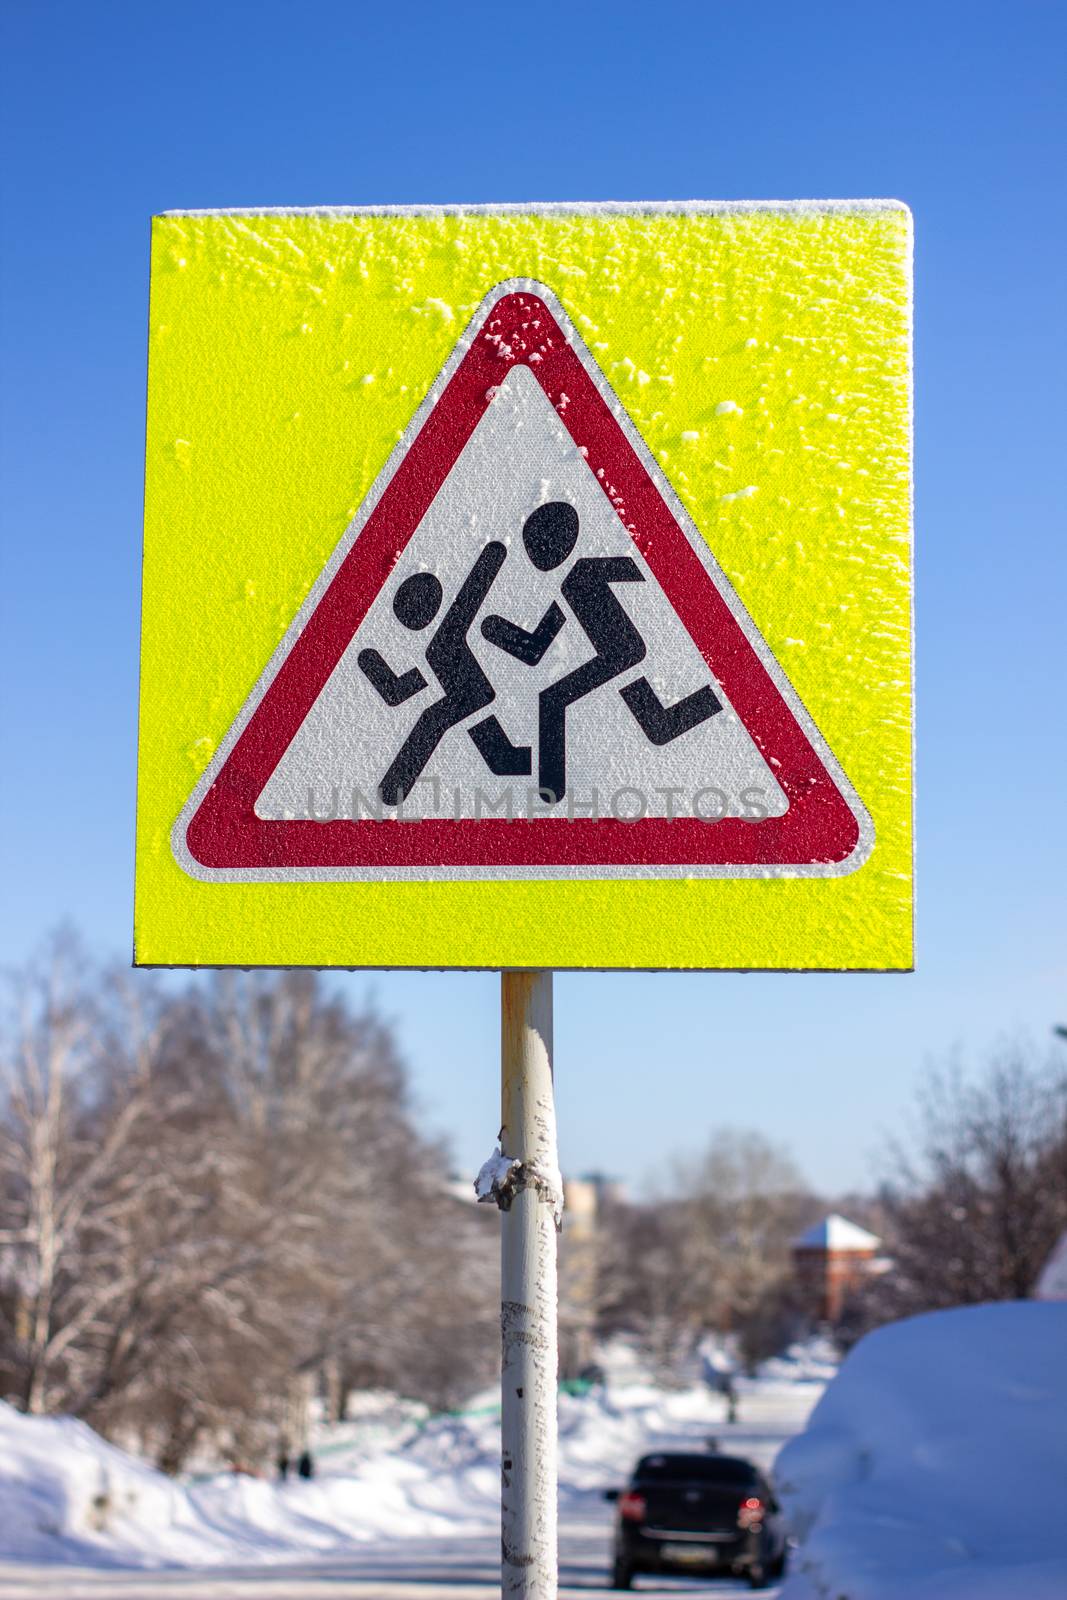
[633,1454,759,1486]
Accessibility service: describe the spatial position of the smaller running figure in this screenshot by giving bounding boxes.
[481,502,723,802]
[358,544,529,805]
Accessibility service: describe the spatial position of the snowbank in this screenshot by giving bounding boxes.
[0,1398,486,1567]
[0,1359,823,1568]
[0,1403,225,1567]
[775,1301,1067,1600]
[757,1335,840,1385]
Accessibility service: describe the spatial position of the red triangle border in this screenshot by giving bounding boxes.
[177,285,869,878]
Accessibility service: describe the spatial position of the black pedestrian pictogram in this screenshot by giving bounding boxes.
[481,503,722,803]
[358,501,722,808]
[619,675,723,747]
[359,544,521,805]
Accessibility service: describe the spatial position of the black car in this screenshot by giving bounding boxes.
[605,1451,788,1589]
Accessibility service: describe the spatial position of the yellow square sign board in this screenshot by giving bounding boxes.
[136,201,912,970]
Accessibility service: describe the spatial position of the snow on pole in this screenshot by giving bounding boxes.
[494,970,560,1598]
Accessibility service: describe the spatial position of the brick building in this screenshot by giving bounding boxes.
[791,1213,882,1324]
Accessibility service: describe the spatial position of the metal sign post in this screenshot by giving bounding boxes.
[496,970,560,1598]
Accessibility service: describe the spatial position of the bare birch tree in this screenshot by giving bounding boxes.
[0,942,497,1469]
[845,1041,1067,1335]
[594,1130,818,1372]
[0,936,168,1413]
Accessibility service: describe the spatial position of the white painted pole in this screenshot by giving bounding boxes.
[500,970,559,1599]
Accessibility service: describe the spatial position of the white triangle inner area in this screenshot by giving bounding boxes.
[256,366,788,824]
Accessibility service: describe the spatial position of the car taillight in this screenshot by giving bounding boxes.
[619,1491,647,1522]
[737,1495,765,1530]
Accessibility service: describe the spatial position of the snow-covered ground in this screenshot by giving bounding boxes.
[776,1302,1067,1600]
[7,1308,1063,1597]
[0,1343,824,1592]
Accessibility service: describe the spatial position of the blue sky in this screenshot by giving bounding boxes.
[1,1,1064,1193]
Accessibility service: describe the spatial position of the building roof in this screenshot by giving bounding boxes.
[1035,1229,1067,1300]
[793,1213,881,1252]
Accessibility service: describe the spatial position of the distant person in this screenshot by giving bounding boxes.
[297,1449,314,1480]
[276,1441,291,1482]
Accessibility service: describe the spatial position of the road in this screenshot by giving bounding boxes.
[0,1519,781,1598]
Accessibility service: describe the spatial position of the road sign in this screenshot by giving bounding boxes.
[137,202,913,969]
[174,282,870,884]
